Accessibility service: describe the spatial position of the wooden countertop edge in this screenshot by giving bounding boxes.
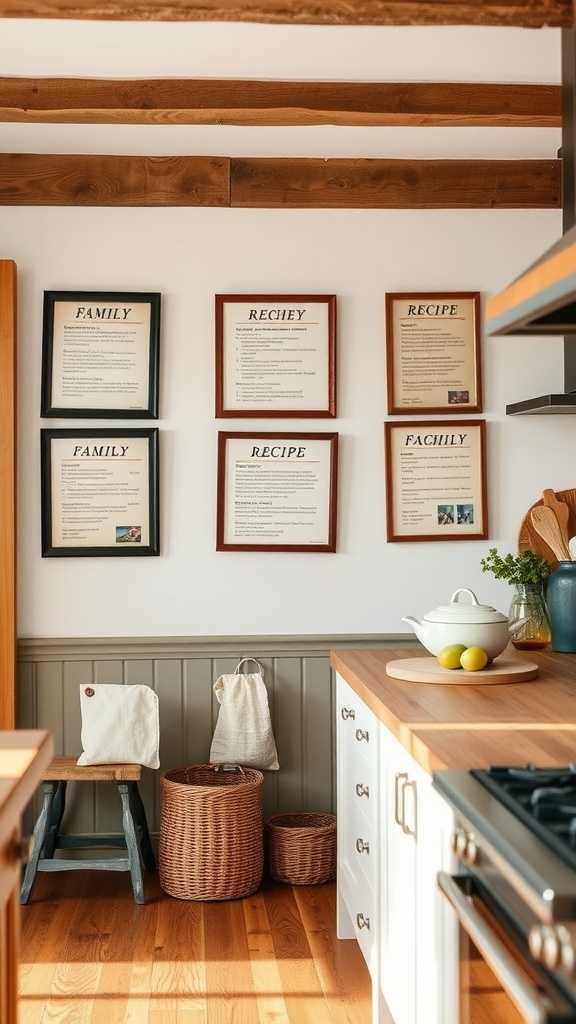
[330,649,576,775]
[0,730,53,835]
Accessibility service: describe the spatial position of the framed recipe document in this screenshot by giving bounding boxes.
[41,428,160,557]
[217,432,338,552]
[41,291,161,418]
[385,420,488,542]
[215,294,336,417]
[385,292,482,414]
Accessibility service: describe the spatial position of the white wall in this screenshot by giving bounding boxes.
[0,20,569,638]
[3,205,568,638]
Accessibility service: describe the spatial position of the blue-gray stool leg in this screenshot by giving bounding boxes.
[118,783,145,904]
[20,783,56,905]
[42,781,67,859]
[128,782,156,872]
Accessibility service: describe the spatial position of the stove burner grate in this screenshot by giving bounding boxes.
[473,766,576,871]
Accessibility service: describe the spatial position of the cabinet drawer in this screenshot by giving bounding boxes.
[340,857,377,972]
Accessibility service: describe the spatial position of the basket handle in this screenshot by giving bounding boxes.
[234,657,264,676]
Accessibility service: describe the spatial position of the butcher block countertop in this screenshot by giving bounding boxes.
[330,647,576,774]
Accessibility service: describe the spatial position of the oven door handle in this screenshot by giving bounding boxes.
[437,872,550,1024]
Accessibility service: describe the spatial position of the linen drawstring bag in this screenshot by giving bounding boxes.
[77,683,160,769]
[210,658,279,770]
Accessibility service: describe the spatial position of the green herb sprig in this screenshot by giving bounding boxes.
[480,547,550,586]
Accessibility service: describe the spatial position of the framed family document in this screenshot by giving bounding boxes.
[385,420,488,542]
[215,294,336,417]
[386,292,482,414]
[217,432,338,552]
[41,428,160,557]
[41,291,161,418]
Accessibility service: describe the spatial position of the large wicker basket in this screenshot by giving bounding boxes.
[159,764,264,901]
[266,812,336,885]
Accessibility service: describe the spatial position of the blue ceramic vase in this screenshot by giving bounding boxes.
[547,561,576,653]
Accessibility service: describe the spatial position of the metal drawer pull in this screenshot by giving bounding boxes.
[355,838,370,854]
[401,779,417,837]
[438,873,551,1023]
[356,913,370,931]
[394,772,408,826]
[355,783,370,799]
[355,728,369,743]
[341,707,356,721]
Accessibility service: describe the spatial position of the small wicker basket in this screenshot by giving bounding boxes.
[266,812,337,885]
[159,764,264,901]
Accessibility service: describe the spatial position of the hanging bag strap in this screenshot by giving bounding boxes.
[234,657,264,676]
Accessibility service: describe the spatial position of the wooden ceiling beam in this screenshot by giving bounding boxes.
[0,78,562,127]
[0,0,570,25]
[0,154,560,208]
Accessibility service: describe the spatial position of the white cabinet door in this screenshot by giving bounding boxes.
[380,731,417,1024]
[415,769,458,1024]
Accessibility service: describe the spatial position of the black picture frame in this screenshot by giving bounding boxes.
[41,290,161,418]
[41,428,160,557]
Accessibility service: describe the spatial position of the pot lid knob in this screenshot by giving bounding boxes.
[450,588,480,606]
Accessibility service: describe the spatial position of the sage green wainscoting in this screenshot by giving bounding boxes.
[17,634,414,842]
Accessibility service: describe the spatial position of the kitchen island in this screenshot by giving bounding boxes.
[330,646,576,1024]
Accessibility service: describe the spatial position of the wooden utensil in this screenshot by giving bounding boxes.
[519,488,576,568]
[543,489,571,549]
[530,506,571,561]
[570,536,576,560]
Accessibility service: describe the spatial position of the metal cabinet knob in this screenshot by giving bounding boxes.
[341,707,356,721]
[356,913,370,931]
[355,783,369,799]
[355,728,369,743]
[355,838,370,855]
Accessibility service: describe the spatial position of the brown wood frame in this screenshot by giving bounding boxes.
[0,0,570,26]
[0,79,561,128]
[215,294,336,418]
[384,419,488,543]
[0,261,16,729]
[217,431,338,552]
[385,291,483,415]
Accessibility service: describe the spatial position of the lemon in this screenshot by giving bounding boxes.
[460,647,488,672]
[437,644,467,670]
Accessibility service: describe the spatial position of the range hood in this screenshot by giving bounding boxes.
[486,29,576,415]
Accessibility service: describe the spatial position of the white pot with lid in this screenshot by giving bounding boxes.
[402,588,527,660]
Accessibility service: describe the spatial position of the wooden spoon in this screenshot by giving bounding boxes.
[531,506,571,561]
[543,489,571,549]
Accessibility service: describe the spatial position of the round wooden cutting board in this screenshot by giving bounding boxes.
[386,656,539,685]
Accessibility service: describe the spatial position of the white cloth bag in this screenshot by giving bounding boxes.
[77,683,160,769]
[210,658,279,770]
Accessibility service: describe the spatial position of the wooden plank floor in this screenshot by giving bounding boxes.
[19,872,371,1023]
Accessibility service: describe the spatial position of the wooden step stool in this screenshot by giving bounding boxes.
[20,757,156,905]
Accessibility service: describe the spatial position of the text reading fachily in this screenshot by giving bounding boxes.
[404,434,467,446]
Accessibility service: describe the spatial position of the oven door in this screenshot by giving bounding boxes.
[438,873,576,1024]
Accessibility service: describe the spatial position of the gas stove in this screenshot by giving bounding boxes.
[434,764,576,1021]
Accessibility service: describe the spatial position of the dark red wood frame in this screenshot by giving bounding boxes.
[385,291,483,415]
[215,294,337,418]
[384,419,488,543]
[217,431,338,552]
